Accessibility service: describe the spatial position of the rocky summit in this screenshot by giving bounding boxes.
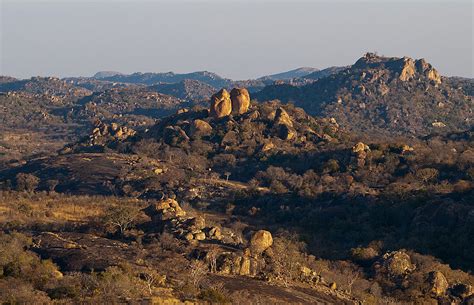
[255,53,472,136]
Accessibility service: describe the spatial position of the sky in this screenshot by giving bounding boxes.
[1,0,472,80]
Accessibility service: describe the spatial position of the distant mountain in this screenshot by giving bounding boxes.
[304,66,348,80]
[95,71,231,88]
[258,67,319,81]
[255,53,473,136]
[149,79,216,103]
[0,76,92,98]
[93,71,124,79]
[64,77,143,92]
[0,76,18,84]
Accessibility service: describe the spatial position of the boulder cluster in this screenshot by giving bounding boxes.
[144,198,223,242]
[209,88,250,118]
[372,250,474,302]
[89,121,136,146]
[215,229,274,277]
[355,53,442,84]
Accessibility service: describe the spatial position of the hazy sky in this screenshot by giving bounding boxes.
[1,0,472,80]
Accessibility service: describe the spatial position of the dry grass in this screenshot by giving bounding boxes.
[0,191,147,226]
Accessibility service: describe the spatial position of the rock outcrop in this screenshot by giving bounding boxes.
[89,121,136,146]
[144,199,227,243]
[273,108,297,140]
[210,89,232,118]
[427,271,449,296]
[416,58,441,84]
[230,88,250,115]
[398,57,416,81]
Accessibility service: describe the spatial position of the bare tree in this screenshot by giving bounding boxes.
[103,205,140,235]
[188,260,207,287]
[141,268,165,295]
[205,245,220,273]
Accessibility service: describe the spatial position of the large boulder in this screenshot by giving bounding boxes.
[210,89,232,118]
[249,230,273,255]
[230,88,250,115]
[190,119,213,137]
[374,250,415,278]
[427,271,449,296]
[273,107,293,128]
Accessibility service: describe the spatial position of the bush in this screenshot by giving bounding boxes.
[15,173,40,192]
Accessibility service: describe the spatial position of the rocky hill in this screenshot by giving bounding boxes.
[93,71,124,78]
[149,79,216,103]
[95,71,232,88]
[72,87,187,128]
[304,66,348,80]
[255,53,473,137]
[1,86,473,304]
[257,67,319,81]
[0,76,92,98]
[64,77,143,92]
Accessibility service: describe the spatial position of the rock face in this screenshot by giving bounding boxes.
[210,89,232,118]
[273,107,293,127]
[398,57,416,81]
[230,88,250,115]
[249,230,273,255]
[273,108,297,140]
[190,119,213,137]
[416,58,442,84]
[427,271,449,296]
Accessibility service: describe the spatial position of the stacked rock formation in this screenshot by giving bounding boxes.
[210,88,250,118]
[144,199,223,242]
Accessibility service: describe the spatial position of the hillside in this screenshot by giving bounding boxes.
[149,79,216,103]
[255,53,473,137]
[257,67,319,81]
[1,92,473,303]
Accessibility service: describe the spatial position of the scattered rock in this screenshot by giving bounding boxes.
[230,88,250,115]
[432,121,446,128]
[261,141,275,152]
[193,232,206,241]
[352,142,370,154]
